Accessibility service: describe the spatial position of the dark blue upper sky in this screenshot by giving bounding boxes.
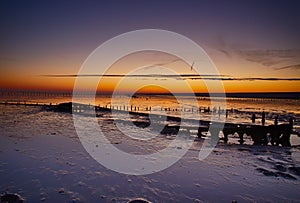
[1,0,299,55]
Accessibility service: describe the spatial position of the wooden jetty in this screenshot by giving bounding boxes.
[1,101,297,147]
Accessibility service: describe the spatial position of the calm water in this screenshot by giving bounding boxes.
[1,93,299,132]
[1,97,300,202]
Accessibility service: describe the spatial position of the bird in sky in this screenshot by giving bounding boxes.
[190,61,195,71]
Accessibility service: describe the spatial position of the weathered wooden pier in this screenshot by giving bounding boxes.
[1,101,297,146]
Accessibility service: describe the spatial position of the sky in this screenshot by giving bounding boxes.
[0,0,299,93]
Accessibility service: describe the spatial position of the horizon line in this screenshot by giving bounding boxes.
[0,90,299,99]
[40,74,300,81]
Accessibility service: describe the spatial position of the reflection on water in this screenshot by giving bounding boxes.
[1,93,299,131]
[0,104,300,202]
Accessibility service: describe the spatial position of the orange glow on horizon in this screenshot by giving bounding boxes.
[1,51,299,93]
[1,75,300,93]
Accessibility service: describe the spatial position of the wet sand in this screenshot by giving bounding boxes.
[1,105,300,202]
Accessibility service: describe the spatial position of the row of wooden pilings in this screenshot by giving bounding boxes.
[0,101,263,120]
[80,103,228,115]
[1,101,291,127]
[1,101,218,114]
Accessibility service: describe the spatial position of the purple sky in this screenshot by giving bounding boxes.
[0,0,299,92]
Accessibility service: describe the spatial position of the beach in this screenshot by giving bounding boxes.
[1,0,300,202]
[1,102,300,202]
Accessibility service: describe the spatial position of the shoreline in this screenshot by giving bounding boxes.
[1,122,300,202]
[1,90,300,99]
[1,101,299,147]
[1,100,300,202]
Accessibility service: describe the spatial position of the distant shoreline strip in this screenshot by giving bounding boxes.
[0,90,299,99]
[40,74,300,81]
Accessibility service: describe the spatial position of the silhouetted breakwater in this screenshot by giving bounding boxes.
[1,101,297,146]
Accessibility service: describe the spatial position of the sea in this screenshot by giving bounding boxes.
[0,92,300,202]
[1,92,299,132]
